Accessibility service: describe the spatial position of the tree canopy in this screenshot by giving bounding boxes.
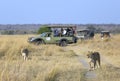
[37,26,52,34]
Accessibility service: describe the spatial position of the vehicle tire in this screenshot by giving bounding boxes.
[35,40,44,45]
[59,41,67,47]
[73,37,77,43]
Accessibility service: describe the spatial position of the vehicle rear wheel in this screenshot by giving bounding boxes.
[59,41,67,47]
[73,37,77,43]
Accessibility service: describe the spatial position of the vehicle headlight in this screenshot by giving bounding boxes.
[28,37,34,42]
[31,38,35,41]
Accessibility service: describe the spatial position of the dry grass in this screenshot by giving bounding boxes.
[0,34,120,81]
[0,35,83,81]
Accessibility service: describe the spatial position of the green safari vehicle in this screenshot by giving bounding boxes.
[28,25,78,46]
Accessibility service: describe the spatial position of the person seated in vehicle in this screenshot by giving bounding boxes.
[66,28,71,36]
[68,27,74,36]
[54,29,59,37]
[62,29,67,36]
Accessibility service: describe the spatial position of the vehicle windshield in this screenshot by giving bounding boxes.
[40,33,47,37]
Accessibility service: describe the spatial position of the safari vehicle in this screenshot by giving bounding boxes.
[76,29,94,40]
[101,31,110,39]
[28,25,77,46]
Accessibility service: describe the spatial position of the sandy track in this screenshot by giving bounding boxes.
[67,46,98,81]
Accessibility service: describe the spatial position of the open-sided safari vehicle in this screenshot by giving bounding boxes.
[101,31,110,39]
[28,25,78,46]
[76,29,94,40]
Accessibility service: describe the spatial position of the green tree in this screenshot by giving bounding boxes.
[37,26,52,34]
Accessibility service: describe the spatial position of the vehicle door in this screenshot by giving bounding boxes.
[44,32,54,43]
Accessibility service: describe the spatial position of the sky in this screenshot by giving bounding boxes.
[0,0,120,24]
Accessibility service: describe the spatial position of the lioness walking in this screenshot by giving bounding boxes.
[21,48,29,60]
[87,51,101,70]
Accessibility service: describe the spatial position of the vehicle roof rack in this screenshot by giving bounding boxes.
[42,25,76,28]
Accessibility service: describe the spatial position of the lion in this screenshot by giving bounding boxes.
[87,51,101,71]
[21,47,29,61]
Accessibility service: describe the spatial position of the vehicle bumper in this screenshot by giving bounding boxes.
[27,37,35,43]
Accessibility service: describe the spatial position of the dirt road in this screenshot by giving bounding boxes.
[66,46,97,81]
[67,44,120,81]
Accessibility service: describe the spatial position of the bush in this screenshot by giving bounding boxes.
[37,26,52,34]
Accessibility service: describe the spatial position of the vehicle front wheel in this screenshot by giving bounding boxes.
[35,40,45,45]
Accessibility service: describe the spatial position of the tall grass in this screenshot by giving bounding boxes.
[0,34,120,81]
[0,35,83,81]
